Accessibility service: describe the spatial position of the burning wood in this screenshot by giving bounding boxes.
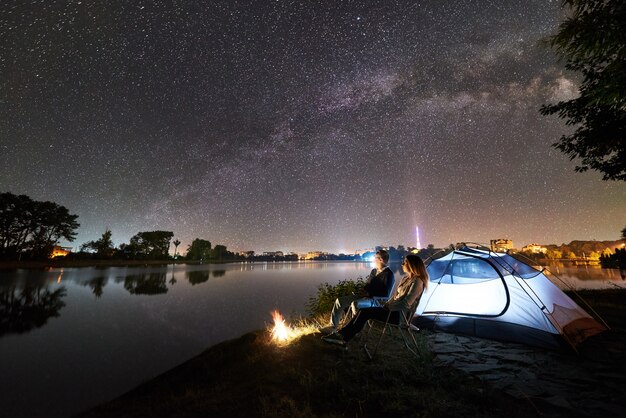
[269,310,318,346]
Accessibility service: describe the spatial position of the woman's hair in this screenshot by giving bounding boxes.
[375,249,389,264]
[404,254,429,288]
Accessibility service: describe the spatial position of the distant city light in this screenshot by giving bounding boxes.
[415,225,421,249]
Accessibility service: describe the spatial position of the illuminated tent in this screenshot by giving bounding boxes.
[413,246,607,349]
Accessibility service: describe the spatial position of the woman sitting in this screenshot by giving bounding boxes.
[322,254,428,345]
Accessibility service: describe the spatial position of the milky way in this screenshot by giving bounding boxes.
[2,1,625,253]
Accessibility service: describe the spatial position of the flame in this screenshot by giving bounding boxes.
[271,310,290,342]
[269,310,318,346]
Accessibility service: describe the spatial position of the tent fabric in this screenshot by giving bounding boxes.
[413,247,606,349]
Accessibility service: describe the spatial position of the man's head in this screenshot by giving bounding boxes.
[374,249,389,269]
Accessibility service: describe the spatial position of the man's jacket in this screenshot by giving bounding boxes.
[363,267,394,298]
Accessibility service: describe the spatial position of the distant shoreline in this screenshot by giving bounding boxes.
[0,257,620,271]
[0,258,372,270]
[0,259,239,270]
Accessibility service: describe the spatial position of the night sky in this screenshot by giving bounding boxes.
[2,1,625,254]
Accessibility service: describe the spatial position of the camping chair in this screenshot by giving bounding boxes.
[361,298,422,360]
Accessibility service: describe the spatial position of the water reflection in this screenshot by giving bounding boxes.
[81,276,108,298]
[541,261,626,290]
[187,270,209,285]
[0,282,66,337]
[123,273,168,295]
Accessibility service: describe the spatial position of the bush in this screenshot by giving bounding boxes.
[305,277,366,317]
[600,248,626,269]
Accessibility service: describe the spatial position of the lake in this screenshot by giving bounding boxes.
[0,261,623,418]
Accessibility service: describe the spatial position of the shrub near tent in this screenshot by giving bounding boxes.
[414,246,607,350]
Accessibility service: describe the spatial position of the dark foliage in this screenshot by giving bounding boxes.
[186,238,212,261]
[600,248,626,269]
[0,192,80,260]
[306,277,366,317]
[127,231,174,259]
[80,229,115,257]
[540,0,626,180]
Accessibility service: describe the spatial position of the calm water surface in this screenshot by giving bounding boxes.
[0,261,623,418]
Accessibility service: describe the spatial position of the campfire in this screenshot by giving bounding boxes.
[269,310,318,346]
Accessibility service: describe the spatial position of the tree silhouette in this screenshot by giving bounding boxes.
[173,239,181,258]
[28,200,80,258]
[80,229,115,257]
[0,192,80,260]
[211,244,228,260]
[186,238,212,261]
[540,0,626,180]
[127,231,174,259]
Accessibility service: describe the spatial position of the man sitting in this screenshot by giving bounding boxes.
[325,249,394,332]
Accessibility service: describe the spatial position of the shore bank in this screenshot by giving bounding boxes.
[79,290,626,417]
[79,331,546,418]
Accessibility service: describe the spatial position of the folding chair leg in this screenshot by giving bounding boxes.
[364,323,388,360]
[362,319,373,355]
[360,318,373,345]
[409,328,421,355]
[363,311,393,360]
[399,328,420,357]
